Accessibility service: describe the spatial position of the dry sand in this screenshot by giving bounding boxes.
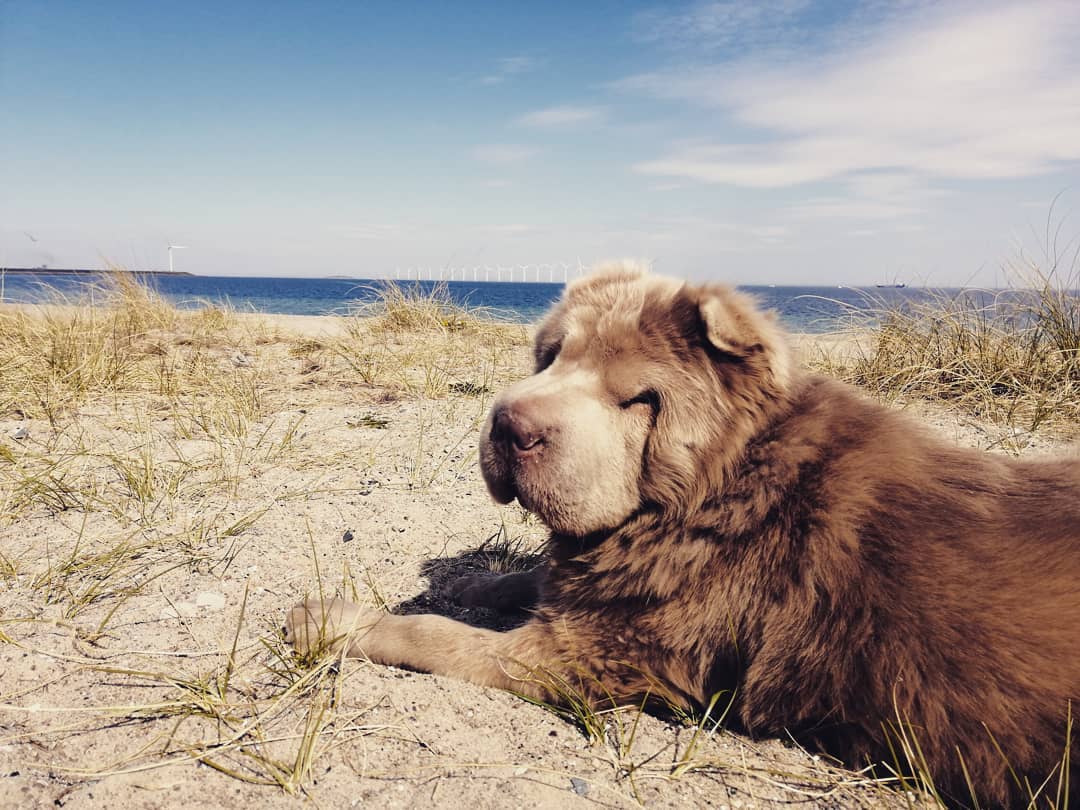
[0,310,1068,809]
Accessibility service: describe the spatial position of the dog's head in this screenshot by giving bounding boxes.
[479,261,796,536]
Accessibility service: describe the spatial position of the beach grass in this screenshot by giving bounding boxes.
[808,258,1080,444]
[0,275,548,803]
[333,279,528,398]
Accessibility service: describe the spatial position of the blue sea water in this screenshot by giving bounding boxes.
[0,271,932,333]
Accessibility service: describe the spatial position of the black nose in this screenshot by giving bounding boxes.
[491,404,545,455]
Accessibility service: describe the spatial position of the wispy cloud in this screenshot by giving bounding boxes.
[516,105,607,128]
[479,55,541,85]
[470,144,538,165]
[630,0,813,53]
[606,216,793,247]
[782,172,945,221]
[626,2,1080,188]
[784,196,922,221]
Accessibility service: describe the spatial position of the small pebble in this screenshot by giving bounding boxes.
[570,777,589,796]
[9,426,29,441]
[342,529,354,543]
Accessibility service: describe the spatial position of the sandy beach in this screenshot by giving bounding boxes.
[0,304,1071,809]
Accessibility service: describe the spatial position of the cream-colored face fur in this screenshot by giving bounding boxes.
[480,267,675,535]
[479,261,793,536]
[480,351,653,535]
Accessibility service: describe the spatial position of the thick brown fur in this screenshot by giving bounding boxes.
[287,262,1080,807]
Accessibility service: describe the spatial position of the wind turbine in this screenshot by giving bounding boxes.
[168,244,188,273]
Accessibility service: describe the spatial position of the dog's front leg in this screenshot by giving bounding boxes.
[449,566,543,611]
[284,597,561,701]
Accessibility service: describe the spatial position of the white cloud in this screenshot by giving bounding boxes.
[843,171,937,202]
[784,172,945,221]
[626,2,1080,188]
[612,216,792,247]
[470,144,538,165]
[784,197,922,221]
[516,105,607,128]
[479,55,540,85]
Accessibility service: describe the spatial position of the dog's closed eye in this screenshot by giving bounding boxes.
[619,390,659,412]
[536,341,562,372]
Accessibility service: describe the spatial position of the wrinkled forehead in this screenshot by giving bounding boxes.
[535,272,685,362]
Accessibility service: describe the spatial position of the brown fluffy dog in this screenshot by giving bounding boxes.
[287,263,1080,806]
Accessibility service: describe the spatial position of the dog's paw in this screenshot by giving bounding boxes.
[283,597,381,656]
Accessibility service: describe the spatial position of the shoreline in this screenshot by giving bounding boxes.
[1,300,872,352]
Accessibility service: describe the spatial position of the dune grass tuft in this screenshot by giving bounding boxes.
[332,280,529,400]
[0,271,259,422]
[811,257,1080,440]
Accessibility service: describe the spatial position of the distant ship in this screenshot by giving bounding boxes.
[875,282,906,288]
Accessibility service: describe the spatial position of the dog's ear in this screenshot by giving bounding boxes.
[694,286,793,389]
[698,291,759,358]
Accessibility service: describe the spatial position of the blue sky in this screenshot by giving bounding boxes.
[2,0,1079,285]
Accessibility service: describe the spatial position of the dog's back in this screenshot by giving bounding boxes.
[723,376,1080,805]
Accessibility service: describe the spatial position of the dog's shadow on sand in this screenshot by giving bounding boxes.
[392,542,545,633]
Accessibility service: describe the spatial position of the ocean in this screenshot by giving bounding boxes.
[0,271,930,333]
